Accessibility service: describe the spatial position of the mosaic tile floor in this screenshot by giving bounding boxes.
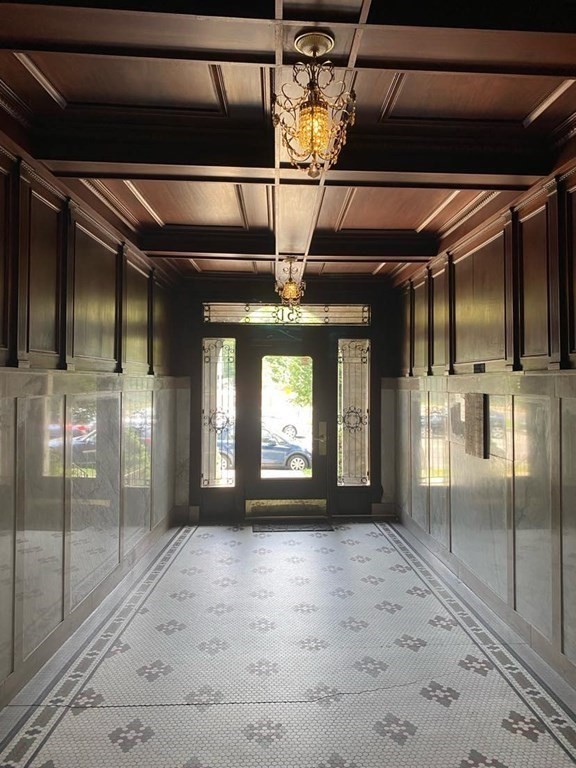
[1,523,575,768]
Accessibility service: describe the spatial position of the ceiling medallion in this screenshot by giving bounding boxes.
[275,256,306,306]
[272,30,356,179]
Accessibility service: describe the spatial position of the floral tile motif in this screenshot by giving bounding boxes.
[305,683,343,708]
[206,603,234,616]
[156,619,187,635]
[293,603,319,613]
[373,713,417,745]
[299,637,329,651]
[428,614,457,631]
[459,749,509,768]
[247,659,279,676]
[374,600,403,614]
[352,656,389,678]
[249,617,276,632]
[136,659,173,682]
[458,655,494,676]
[331,588,354,598]
[406,585,431,598]
[501,711,546,742]
[197,638,230,656]
[108,719,154,752]
[242,719,286,747]
[393,634,427,652]
[70,687,104,715]
[339,617,369,632]
[420,680,461,707]
[185,686,225,711]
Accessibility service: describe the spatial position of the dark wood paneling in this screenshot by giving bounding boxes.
[401,285,412,375]
[520,207,549,358]
[342,188,453,231]
[392,73,563,121]
[432,268,446,367]
[0,168,8,355]
[73,224,117,365]
[569,187,576,356]
[129,181,243,228]
[28,192,59,354]
[454,234,506,365]
[124,261,149,367]
[153,282,170,375]
[413,276,428,372]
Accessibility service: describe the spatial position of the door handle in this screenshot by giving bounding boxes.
[315,421,327,455]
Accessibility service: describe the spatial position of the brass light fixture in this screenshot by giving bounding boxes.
[272,31,356,179]
[275,256,306,306]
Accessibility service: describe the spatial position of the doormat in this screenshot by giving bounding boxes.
[253,522,334,532]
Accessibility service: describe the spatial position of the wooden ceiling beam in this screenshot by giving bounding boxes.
[139,227,437,260]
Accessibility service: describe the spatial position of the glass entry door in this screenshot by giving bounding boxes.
[237,333,329,515]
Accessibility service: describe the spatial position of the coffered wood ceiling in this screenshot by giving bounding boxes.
[1,1,576,283]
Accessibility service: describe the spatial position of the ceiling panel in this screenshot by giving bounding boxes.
[97,180,162,227]
[240,185,272,230]
[194,259,257,273]
[130,181,244,227]
[322,261,382,274]
[316,188,351,231]
[353,70,401,123]
[391,72,565,122]
[283,0,364,21]
[358,26,576,71]
[342,188,456,230]
[26,54,222,110]
[417,190,484,233]
[0,7,275,55]
[278,185,320,253]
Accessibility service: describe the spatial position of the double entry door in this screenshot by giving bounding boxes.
[199,324,373,521]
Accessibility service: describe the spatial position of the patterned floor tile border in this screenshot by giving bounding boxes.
[0,526,194,768]
[379,523,576,762]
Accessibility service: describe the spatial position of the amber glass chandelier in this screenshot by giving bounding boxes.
[272,31,356,179]
[275,256,306,306]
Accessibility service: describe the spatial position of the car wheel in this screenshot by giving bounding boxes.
[288,454,308,471]
[282,424,297,438]
[220,454,232,470]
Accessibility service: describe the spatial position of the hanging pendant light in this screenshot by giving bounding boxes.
[275,256,306,306]
[272,31,356,179]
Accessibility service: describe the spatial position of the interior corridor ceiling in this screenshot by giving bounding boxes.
[1,1,576,284]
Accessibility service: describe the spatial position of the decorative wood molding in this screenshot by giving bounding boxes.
[417,190,460,232]
[235,184,250,230]
[523,79,576,128]
[122,180,164,226]
[12,52,66,109]
[209,64,229,118]
[334,188,356,231]
[80,179,139,231]
[0,78,31,127]
[378,72,406,121]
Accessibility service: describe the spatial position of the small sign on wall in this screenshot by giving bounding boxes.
[464,393,488,458]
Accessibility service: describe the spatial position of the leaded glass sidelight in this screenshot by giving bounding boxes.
[337,339,370,486]
[201,338,236,487]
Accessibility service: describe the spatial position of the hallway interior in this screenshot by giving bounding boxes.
[1,522,574,768]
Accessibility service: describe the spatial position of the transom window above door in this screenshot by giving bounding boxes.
[203,303,370,326]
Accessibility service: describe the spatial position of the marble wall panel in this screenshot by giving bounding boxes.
[0,398,15,682]
[122,391,152,555]
[561,397,576,662]
[410,391,429,531]
[396,390,411,517]
[429,391,450,548]
[19,396,65,658]
[152,389,176,527]
[450,443,508,600]
[69,394,121,609]
[380,388,396,506]
[175,388,190,508]
[513,396,552,638]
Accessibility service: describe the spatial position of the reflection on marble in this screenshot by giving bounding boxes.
[429,392,449,548]
[19,396,65,658]
[561,398,576,662]
[122,391,152,555]
[451,443,508,600]
[380,389,396,506]
[69,394,120,609]
[410,391,429,531]
[0,398,15,682]
[175,388,190,508]
[513,396,552,638]
[152,389,176,527]
[449,393,465,445]
[396,390,411,516]
[488,395,512,460]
